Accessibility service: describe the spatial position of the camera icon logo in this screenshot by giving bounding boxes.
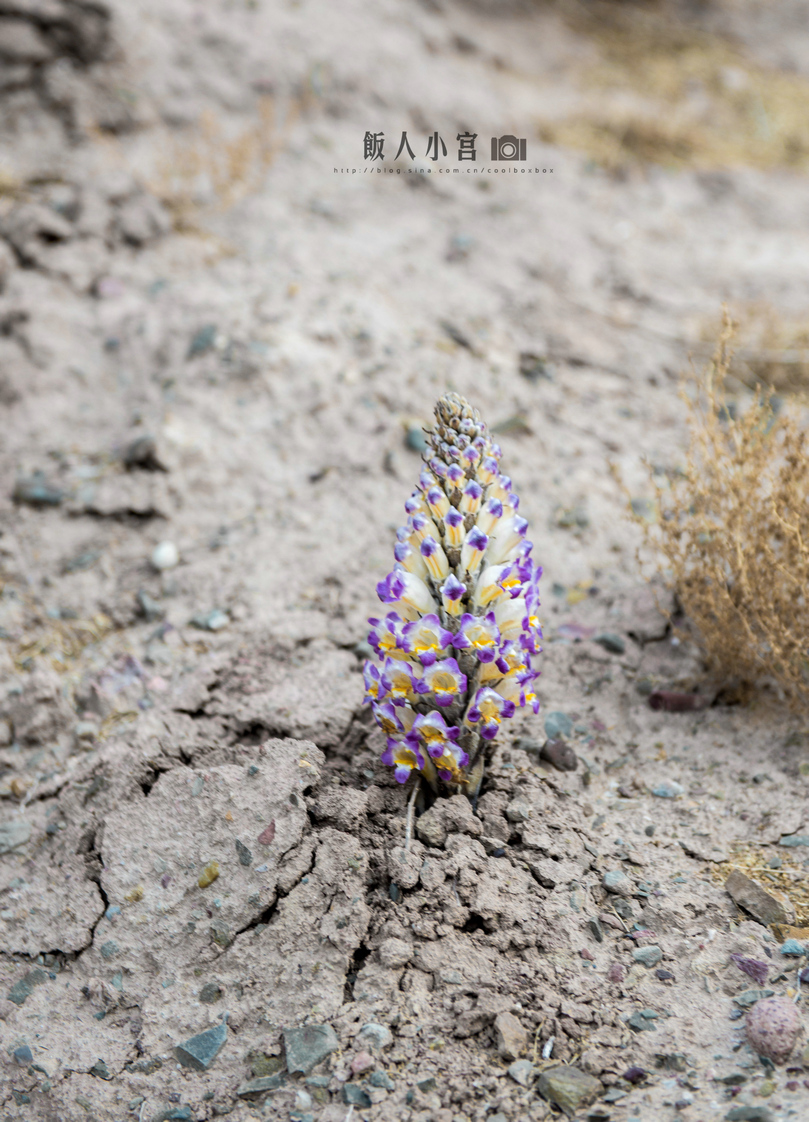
[490,135,527,161]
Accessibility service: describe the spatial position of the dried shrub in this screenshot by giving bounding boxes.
[635,314,809,704]
[539,3,809,173]
[148,96,301,227]
[699,301,809,395]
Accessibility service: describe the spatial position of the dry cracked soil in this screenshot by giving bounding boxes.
[2,1,809,1121]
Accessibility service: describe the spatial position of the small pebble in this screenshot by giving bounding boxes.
[603,870,634,897]
[594,632,625,654]
[137,589,165,621]
[607,963,625,983]
[655,968,675,981]
[188,324,217,358]
[190,609,229,631]
[580,948,594,961]
[544,711,573,739]
[508,1059,534,1086]
[780,939,806,957]
[651,780,685,799]
[746,996,802,1064]
[198,861,220,889]
[540,738,578,771]
[730,954,770,986]
[632,945,662,967]
[151,541,179,571]
[13,472,63,507]
[357,1023,392,1050]
[648,690,708,712]
[13,1044,33,1065]
[175,1024,228,1071]
[368,1070,395,1090]
[350,1051,374,1075]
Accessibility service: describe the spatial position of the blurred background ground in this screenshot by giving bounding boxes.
[1,1,809,1120]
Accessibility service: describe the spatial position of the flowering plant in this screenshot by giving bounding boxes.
[365,392,542,794]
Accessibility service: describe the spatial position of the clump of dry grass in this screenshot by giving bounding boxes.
[540,1,809,173]
[699,301,809,396]
[636,313,809,705]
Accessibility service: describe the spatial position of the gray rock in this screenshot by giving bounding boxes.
[588,918,603,943]
[627,1011,657,1032]
[198,982,222,1004]
[136,590,165,622]
[405,426,427,452]
[632,945,662,967]
[544,711,573,739]
[725,1108,772,1122]
[540,738,578,771]
[358,1023,393,1051]
[99,940,119,960]
[188,324,217,358]
[124,434,166,471]
[725,869,796,926]
[779,835,809,847]
[537,1065,603,1117]
[153,1108,191,1122]
[734,989,775,1008]
[8,968,47,1005]
[236,1074,286,1097]
[13,1044,33,1065]
[190,609,229,632]
[89,1059,112,1079]
[602,870,634,897]
[507,1059,534,1086]
[368,1070,395,1089]
[505,797,531,823]
[594,632,626,654]
[495,1011,527,1060]
[235,839,253,866]
[284,1024,339,1074]
[13,471,63,506]
[0,819,31,854]
[780,939,805,956]
[175,1023,228,1071]
[342,1084,372,1106]
[651,781,685,798]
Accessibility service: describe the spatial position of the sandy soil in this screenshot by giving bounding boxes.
[2,1,809,1120]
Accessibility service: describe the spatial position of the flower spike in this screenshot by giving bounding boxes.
[364,392,543,793]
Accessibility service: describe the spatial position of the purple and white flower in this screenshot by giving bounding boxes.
[379,657,422,706]
[411,710,461,759]
[460,527,488,575]
[452,612,501,662]
[466,687,516,740]
[419,657,467,707]
[444,507,465,547]
[420,535,450,581]
[439,573,466,617]
[402,613,453,666]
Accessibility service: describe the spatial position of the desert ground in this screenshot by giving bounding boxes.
[2,1,809,1120]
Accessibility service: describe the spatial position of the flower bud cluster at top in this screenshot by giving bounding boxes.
[364,392,542,787]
